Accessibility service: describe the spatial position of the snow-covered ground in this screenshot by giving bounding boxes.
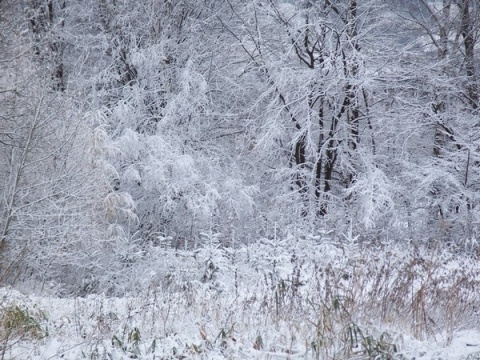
[1,239,480,359]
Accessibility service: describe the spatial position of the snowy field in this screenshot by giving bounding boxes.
[1,239,480,359]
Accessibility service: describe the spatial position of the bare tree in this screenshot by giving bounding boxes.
[217,0,381,228]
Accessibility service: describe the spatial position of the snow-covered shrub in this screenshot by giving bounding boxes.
[2,239,480,359]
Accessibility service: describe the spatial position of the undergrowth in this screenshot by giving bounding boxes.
[0,303,47,359]
[1,237,479,359]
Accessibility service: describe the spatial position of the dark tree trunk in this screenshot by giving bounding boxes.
[460,0,478,109]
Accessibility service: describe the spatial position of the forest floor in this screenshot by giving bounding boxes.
[1,239,480,359]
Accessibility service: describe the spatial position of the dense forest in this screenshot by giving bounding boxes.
[1,1,480,358]
[2,0,479,292]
